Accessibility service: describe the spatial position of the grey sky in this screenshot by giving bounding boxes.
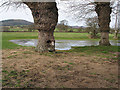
[0,0,117,28]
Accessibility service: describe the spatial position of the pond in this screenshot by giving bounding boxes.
[10,39,120,50]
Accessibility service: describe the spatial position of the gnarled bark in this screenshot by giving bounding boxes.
[24,2,58,52]
[36,30,55,52]
[114,30,118,39]
[95,2,111,46]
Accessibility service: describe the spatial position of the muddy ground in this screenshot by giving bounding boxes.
[2,47,118,88]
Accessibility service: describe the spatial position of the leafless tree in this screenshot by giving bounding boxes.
[86,16,99,38]
[65,0,119,46]
[113,1,119,39]
[95,2,112,45]
[60,20,68,25]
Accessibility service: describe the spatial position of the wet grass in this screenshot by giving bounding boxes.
[2,32,38,49]
[67,46,119,54]
[2,32,118,63]
[2,32,115,49]
[65,46,119,63]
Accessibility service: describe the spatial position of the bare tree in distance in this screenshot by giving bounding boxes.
[56,20,69,32]
[86,16,99,39]
[113,0,120,39]
[60,20,68,25]
[1,0,58,52]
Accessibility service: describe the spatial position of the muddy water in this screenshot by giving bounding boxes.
[10,39,120,50]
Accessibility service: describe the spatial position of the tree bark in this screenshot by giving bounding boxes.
[35,30,55,52]
[114,30,118,39]
[99,32,110,45]
[24,2,58,52]
[95,2,111,46]
[114,8,118,39]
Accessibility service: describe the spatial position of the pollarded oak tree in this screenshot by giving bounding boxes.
[95,2,111,46]
[1,1,58,52]
[24,2,58,52]
[66,0,115,46]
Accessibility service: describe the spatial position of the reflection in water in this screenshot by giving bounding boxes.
[10,39,119,50]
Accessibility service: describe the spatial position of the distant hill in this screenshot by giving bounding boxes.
[0,19,34,26]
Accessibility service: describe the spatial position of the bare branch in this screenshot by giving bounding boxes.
[63,0,118,22]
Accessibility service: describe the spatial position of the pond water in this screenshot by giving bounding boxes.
[10,39,120,50]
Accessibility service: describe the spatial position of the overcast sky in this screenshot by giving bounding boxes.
[0,0,117,28]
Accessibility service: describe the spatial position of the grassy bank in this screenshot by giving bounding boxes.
[2,32,115,49]
[2,46,118,88]
[2,32,38,49]
[2,32,118,88]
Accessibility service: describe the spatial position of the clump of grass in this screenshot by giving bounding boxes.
[63,61,68,63]
[89,72,97,75]
[2,70,9,74]
[104,78,116,83]
[63,61,74,65]
[2,69,30,87]
[23,51,32,54]
[7,55,17,58]
[101,51,108,53]
[68,63,74,65]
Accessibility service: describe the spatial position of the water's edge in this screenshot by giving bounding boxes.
[10,39,119,50]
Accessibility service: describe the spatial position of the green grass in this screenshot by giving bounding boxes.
[1,32,116,49]
[54,32,93,40]
[65,45,118,62]
[2,32,38,49]
[67,46,118,54]
[9,28,28,31]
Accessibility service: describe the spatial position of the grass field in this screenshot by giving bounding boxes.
[9,28,28,31]
[2,32,38,49]
[1,32,119,88]
[2,32,115,49]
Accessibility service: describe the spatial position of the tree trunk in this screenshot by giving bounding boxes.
[93,30,96,37]
[95,2,111,46]
[114,8,118,39]
[24,2,58,52]
[92,29,98,38]
[35,30,55,52]
[99,32,110,45]
[114,30,118,39]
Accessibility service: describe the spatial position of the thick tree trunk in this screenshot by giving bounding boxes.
[92,29,98,38]
[99,32,110,45]
[35,30,55,52]
[95,2,111,46]
[114,30,118,39]
[24,2,58,52]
